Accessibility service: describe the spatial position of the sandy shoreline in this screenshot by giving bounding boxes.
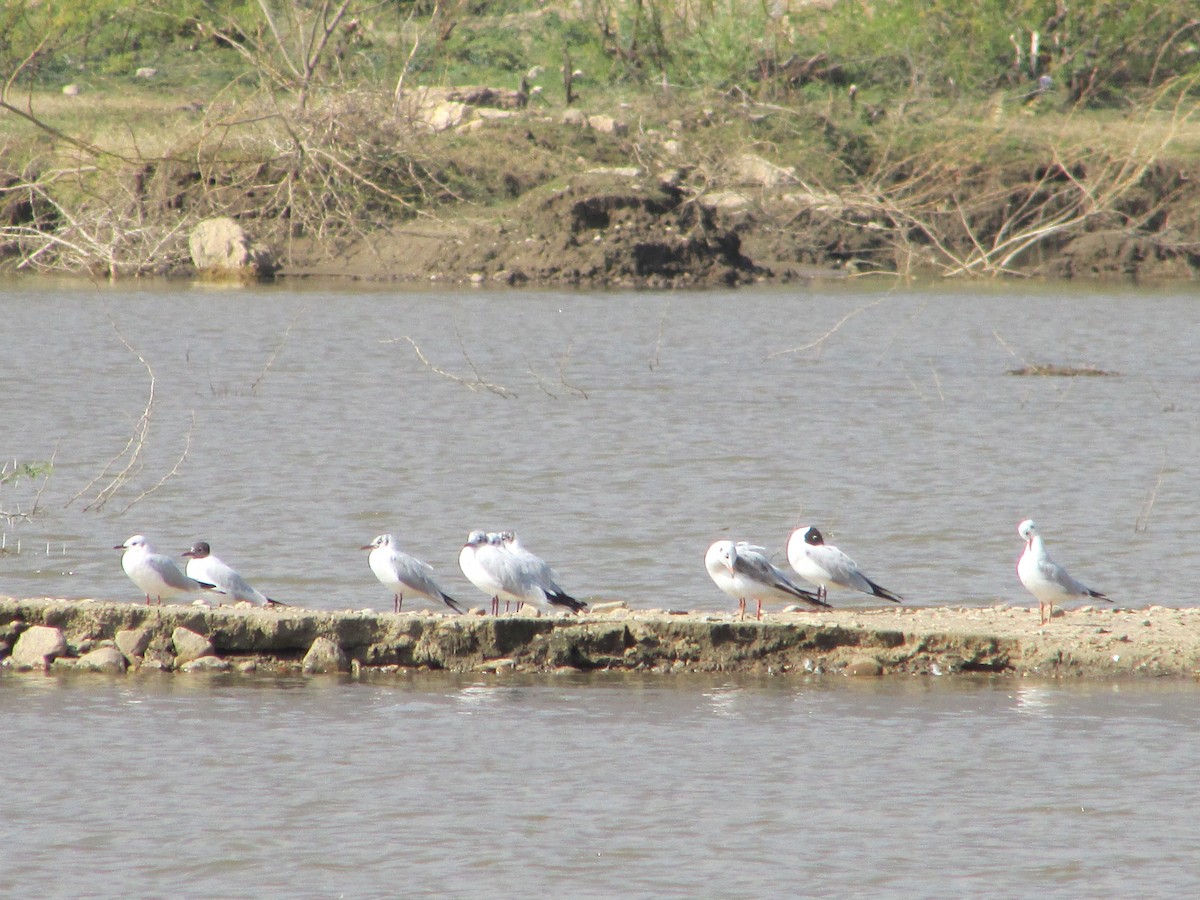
[2,597,1198,679]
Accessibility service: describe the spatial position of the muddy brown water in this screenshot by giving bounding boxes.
[4,279,1200,895]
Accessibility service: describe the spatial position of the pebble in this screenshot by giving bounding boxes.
[302,636,349,674]
[179,655,232,673]
[11,625,68,669]
[115,628,152,662]
[843,657,883,677]
[172,627,215,664]
[75,646,128,673]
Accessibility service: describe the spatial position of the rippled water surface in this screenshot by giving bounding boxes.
[3,279,1197,611]
[5,281,1200,895]
[3,673,1199,897]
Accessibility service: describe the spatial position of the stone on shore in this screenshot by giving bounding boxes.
[172,627,215,665]
[11,625,68,669]
[115,628,152,663]
[180,655,232,673]
[844,657,884,677]
[188,216,277,280]
[76,646,128,673]
[303,636,350,674]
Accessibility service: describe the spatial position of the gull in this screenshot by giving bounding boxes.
[115,534,214,605]
[1017,519,1110,624]
[704,540,829,620]
[459,530,509,615]
[182,541,286,608]
[786,525,903,604]
[460,531,586,615]
[497,531,588,615]
[362,534,463,614]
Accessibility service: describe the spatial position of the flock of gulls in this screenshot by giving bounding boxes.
[114,518,1109,626]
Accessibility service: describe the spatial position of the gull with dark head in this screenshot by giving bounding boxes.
[182,541,285,608]
[786,525,902,604]
[115,534,214,605]
[1016,518,1109,624]
[705,539,829,620]
[362,533,463,614]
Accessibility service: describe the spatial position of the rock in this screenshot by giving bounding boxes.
[115,628,152,663]
[561,109,588,127]
[11,625,68,669]
[135,67,158,78]
[62,84,81,96]
[76,647,128,673]
[698,191,752,211]
[730,153,798,188]
[172,627,215,665]
[844,657,883,677]
[419,100,469,132]
[589,600,629,613]
[180,655,232,673]
[587,115,628,136]
[303,636,349,674]
[188,217,277,280]
[476,657,516,673]
[587,166,641,178]
[139,648,175,671]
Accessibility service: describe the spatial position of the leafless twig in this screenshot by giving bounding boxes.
[649,297,670,370]
[69,318,155,510]
[119,412,195,514]
[1135,453,1167,533]
[766,295,890,359]
[556,340,589,399]
[388,335,514,398]
[524,353,559,399]
[250,308,302,394]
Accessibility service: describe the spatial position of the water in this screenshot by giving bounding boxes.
[2,673,1198,897]
[5,279,1200,895]
[2,279,1197,611]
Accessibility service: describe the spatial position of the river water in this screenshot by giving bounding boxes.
[2,280,1198,612]
[3,672,1199,897]
[4,281,1200,896]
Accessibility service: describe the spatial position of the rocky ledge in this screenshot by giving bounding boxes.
[2,598,1198,679]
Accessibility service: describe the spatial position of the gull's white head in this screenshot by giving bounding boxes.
[115,534,149,552]
[361,533,393,552]
[705,540,736,574]
[1017,519,1038,541]
[465,530,488,547]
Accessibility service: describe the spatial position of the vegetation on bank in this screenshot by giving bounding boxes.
[1,1,1198,279]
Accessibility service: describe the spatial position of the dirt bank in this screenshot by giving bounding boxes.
[3,598,1198,679]
[5,87,1199,286]
[281,158,1200,288]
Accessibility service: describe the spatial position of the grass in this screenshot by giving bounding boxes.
[1,1,1197,279]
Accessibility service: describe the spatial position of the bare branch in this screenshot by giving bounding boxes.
[766,295,891,359]
[387,335,514,398]
[118,412,195,514]
[67,317,155,511]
